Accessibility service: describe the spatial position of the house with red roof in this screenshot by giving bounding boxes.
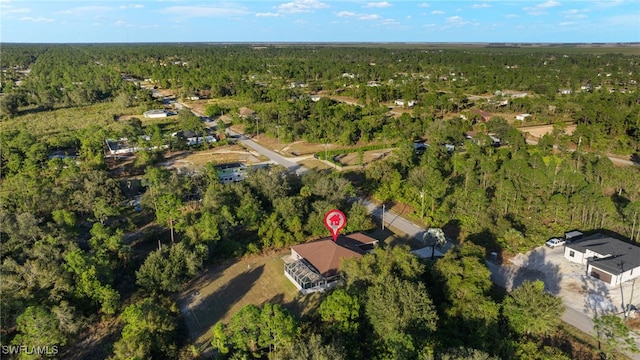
[284,233,378,294]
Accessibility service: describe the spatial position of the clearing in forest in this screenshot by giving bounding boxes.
[178,252,324,353]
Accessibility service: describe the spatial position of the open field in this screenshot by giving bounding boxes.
[2,102,124,137]
[167,144,267,170]
[178,252,323,354]
[518,123,577,139]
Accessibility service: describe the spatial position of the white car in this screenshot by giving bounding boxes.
[545,238,565,248]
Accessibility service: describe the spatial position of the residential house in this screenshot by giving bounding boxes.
[238,107,256,119]
[559,89,573,95]
[172,130,217,147]
[394,99,417,107]
[215,163,248,184]
[515,113,531,121]
[143,109,168,119]
[471,108,492,122]
[105,138,139,155]
[284,233,378,294]
[564,233,640,286]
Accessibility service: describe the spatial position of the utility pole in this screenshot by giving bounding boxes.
[619,261,628,319]
[324,143,328,170]
[382,204,385,230]
[420,190,425,220]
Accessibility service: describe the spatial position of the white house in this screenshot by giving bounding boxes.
[564,233,640,286]
[394,99,416,107]
[171,130,217,147]
[143,109,168,119]
[515,113,531,121]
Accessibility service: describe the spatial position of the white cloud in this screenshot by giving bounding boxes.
[446,15,468,26]
[562,8,589,19]
[380,18,399,25]
[431,10,444,14]
[524,0,561,15]
[337,11,381,20]
[505,14,519,18]
[418,3,430,7]
[471,3,491,9]
[559,21,576,26]
[114,20,135,27]
[57,6,113,15]
[159,5,248,18]
[337,11,356,17]
[423,23,436,27]
[19,16,54,22]
[0,3,31,16]
[119,4,144,9]
[277,0,328,14]
[359,13,381,20]
[539,1,561,8]
[256,12,281,17]
[364,1,391,8]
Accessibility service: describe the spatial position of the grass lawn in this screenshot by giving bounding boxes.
[178,251,325,353]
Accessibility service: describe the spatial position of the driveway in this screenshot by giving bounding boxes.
[487,245,640,359]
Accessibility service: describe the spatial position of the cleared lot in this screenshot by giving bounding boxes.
[177,252,325,354]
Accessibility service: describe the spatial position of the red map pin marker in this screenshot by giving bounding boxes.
[324,209,347,242]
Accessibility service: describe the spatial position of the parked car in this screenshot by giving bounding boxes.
[545,238,565,248]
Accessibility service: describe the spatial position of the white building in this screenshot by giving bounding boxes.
[564,233,640,286]
[143,109,168,119]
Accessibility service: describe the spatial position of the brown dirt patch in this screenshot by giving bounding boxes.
[518,123,577,139]
[336,148,395,167]
[172,145,264,169]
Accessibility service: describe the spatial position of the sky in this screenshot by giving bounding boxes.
[1,0,639,43]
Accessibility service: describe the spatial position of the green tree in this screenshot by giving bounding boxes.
[365,276,438,358]
[319,289,360,335]
[156,193,183,243]
[502,280,564,338]
[342,246,425,291]
[593,314,639,360]
[12,306,67,355]
[92,197,119,225]
[211,322,229,355]
[136,242,205,293]
[258,303,298,354]
[112,297,177,360]
[432,242,500,351]
[63,248,120,315]
[0,93,21,117]
[278,333,346,360]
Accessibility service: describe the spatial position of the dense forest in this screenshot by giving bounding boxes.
[1,44,639,359]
